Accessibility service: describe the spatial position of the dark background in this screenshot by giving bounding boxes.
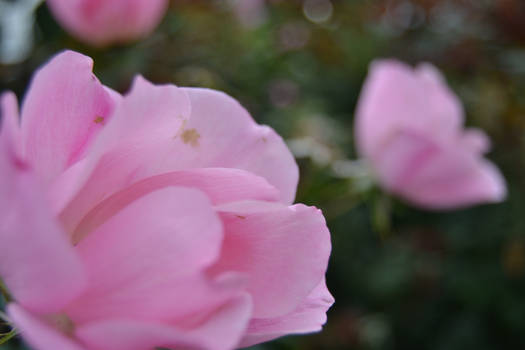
[2,1,525,349]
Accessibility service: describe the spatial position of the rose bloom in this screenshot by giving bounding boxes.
[354,60,506,209]
[0,51,333,350]
[45,0,169,46]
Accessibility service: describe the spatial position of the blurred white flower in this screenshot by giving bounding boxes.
[0,0,42,64]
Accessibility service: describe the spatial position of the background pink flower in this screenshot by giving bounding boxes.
[230,0,268,29]
[45,0,169,46]
[0,50,333,350]
[354,60,506,209]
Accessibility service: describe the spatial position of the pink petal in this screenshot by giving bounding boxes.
[72,168,280,240]
[75,294,252,350]
[0,135,86,313]
[370,129,440,192]
[404,150,506,210]
[375,130,506,209]
[103,86,123,105]
[210,200,331,318]
[46,0,169,46]
[355,60,464,159]
[20,51,114,184]
[47,88,119,215]
[240,278,334,347]
[58,76,191,233]
[461,128,491,154]
[170,88,299,204]
[356,59,507,209]
[67,273,247,328]
[48,158,92,215]
[8,304,84,350]
[65,187,232,323]
[1,92,21,151]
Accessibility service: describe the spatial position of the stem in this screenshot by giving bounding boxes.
[373,193,392,240]
[0,305,16,346]
[0,329,17,345]
[0,279,11,303]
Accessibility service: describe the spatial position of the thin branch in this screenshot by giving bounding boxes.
[0,278,12,303]
[0,328,17,345]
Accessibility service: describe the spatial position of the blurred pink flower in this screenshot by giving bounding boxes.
[46,0,169,46]
[0,50,333,350]
[355,60,506,209]
[230,0,268,29]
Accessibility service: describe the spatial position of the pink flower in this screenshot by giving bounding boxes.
[0,50,333,350]
[355,60,506,209]
[230,0,268,29]
[45,0,169,46]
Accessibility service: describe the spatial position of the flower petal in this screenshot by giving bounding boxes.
[171,88,299,204]
[8,304,84,350]
[0,135,86,313]
[58,76,191,232]
[211,200,331,318]
[47,0,169,46]
[240,278,334,347]
[461,128,491,154]
[355,60,463,159]
[75,294,252,350]
[375,130,506,209]
[1,92,21,151]
[72,168,280,239]
[20,51,115,184]
[65,187,231,323]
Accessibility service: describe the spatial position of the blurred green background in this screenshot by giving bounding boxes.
[2,0,525,349]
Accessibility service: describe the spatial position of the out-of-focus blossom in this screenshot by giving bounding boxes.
[278,21,310,51]
[0,50,333,350]
[46,0,169,46]
[268,79,299,108]
[0,0,42,64]
[230,0,268,29]
[354,60,506,209]
[302,0,333,24]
